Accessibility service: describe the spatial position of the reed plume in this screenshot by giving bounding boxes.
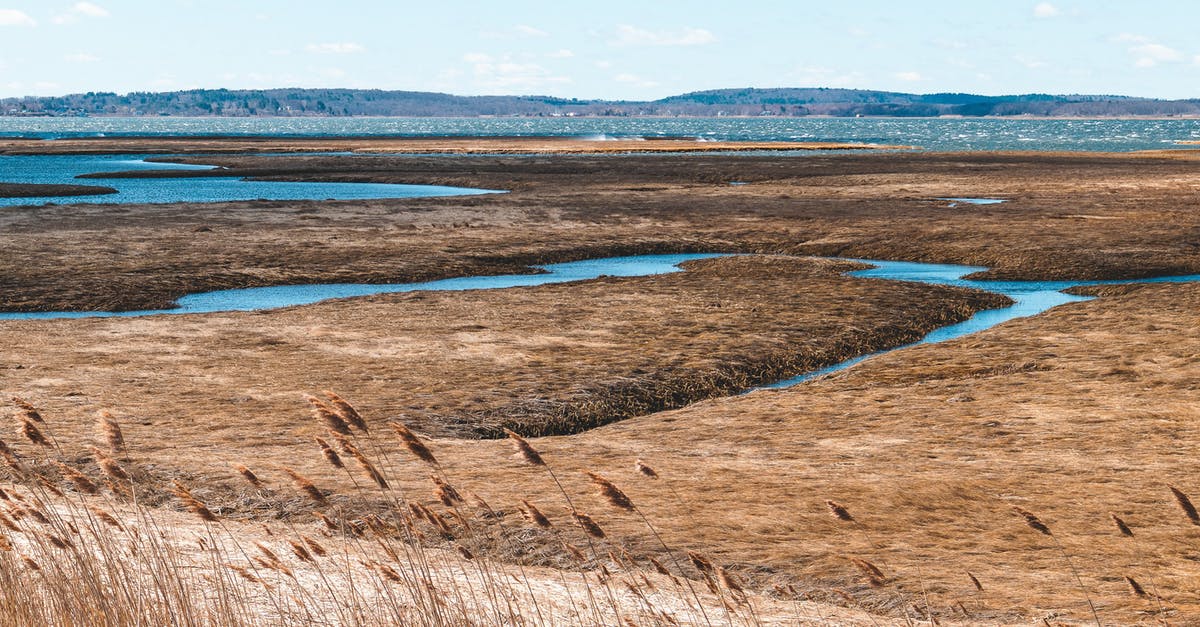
[305,395,350,436]
[1012,507,1052,536]
[634,459,659,479]
[847,557,885,587]
[572,510,606,538]
[520,499,552,528]
[389,421,438,465]
[314,437,344,469]
[322,390,369,432]
[586,472,635,511]
[96,410,125,454]
[1125,576,1147,598]
[1109,513,1133,537]
[20,418,50,447]
[504,428,545,466]
[173,482,218,523]
[349,446,388,490]
[966,571,983,591]
[10,397,42,422]
[91,447,130,484]
[1168,485,1200,525]
[282,467,327,506]
[233,464,264,489]
[54,462,99,495]
[302,535,327,557]
[88,506,122,529]
[825,500,854,522]
[429,475,461,506]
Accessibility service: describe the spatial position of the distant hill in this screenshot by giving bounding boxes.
[2,87,1197,118]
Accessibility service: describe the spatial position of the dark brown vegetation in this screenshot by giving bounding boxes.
[0,183,117,198]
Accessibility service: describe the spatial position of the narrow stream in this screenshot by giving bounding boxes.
[4,254,1199,389]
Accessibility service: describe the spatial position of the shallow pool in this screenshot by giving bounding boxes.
[0,154,499,206]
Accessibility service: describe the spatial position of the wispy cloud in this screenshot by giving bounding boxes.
[613,73,659,88]
[462,53,570,90]
[1033,2,1061,18]
[514,24,548,37]
[1114,34,1184,68]
[610,25,716,47]
[1014,55,1048,69]
[546,49,574,59]
[0,9,36,26]
[52,2,109,24]
[788,65,864,87]
[894,71,924,82]
[306,42,366,54]
[64,52,100,63]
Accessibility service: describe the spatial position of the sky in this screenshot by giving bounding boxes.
[0,1,1198,100]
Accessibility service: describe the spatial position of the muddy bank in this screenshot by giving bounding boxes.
[4,146,1200,312]
[0,182,118,198]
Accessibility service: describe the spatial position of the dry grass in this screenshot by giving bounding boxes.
[0,255,1004,439]
[0,396,881,626]
[6,280,1200,623]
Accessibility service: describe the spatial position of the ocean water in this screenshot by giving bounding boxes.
[1,117,1199,152]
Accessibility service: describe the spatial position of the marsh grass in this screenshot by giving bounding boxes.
[0,395,813,626]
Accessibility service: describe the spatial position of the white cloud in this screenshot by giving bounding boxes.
[514,24,548,37]
[614,73,659,88]
[306,42,366,54]
[610,25,716,47]
[1014,55,1048,69]
[73,2,109,17]
[894,71,924,81]
[788,65,864,87]
[1114,34,1184,68]
[463,53,570,90]
[546,49,574,59]
[1033,2,1060,18]
[52,2,109,24]
[594,60,613,69]
[64,52,100,63]
[0,9,36,26]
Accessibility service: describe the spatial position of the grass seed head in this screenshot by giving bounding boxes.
[233,464,264,489]
[825,499,854,522]
[1110,513,1134,537]
[314,437,344,469]
[587,471,635,511]
[1168,485,1200,525]
[283,467,328,506]
[504,428,545,466]
[96,410,125,454]
[173,481,218,523]
[388,421,438,466]
[520,499,553,528]
[322,390,369,433]
[572,510,606,538]
[305,395,350,436]
[634,459,659,479]
[1012,506,1053,536]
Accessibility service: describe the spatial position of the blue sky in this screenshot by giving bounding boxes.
[0,1,1197,99]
